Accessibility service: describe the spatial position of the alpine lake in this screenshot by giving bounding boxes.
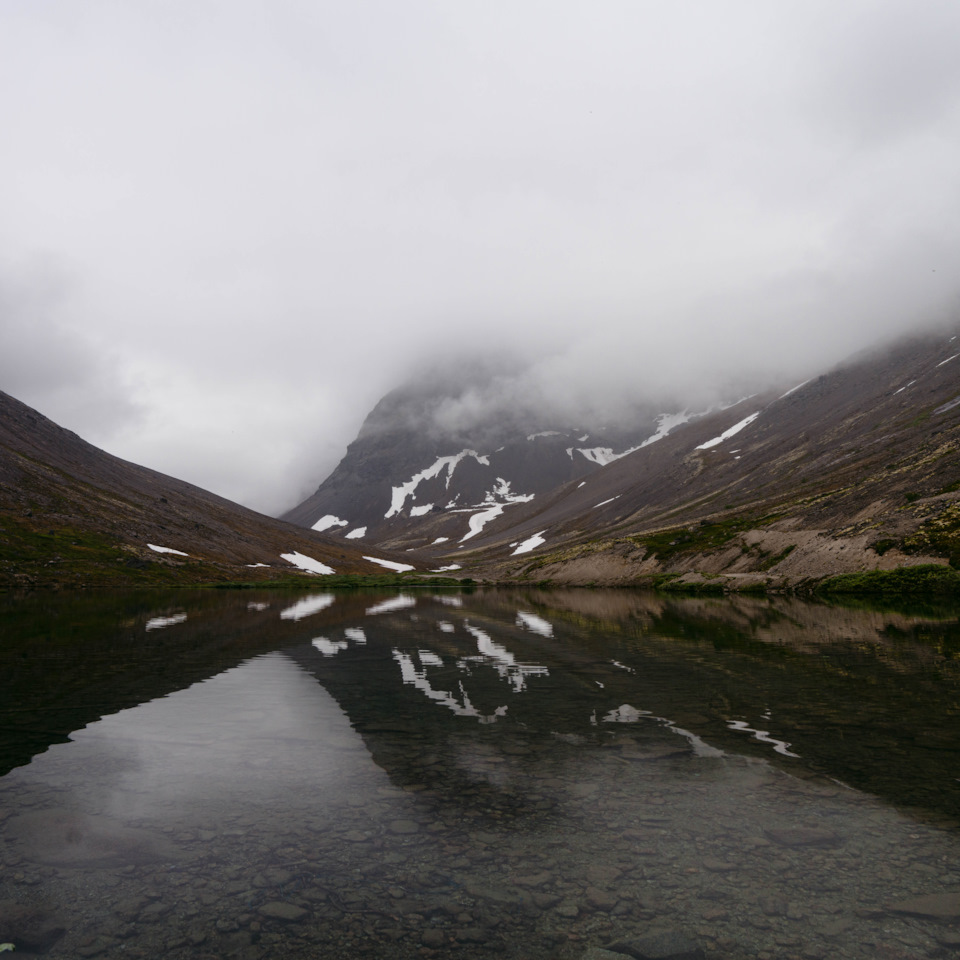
[2,586,960,960]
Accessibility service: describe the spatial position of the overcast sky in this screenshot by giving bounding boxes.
[2,1,960,515]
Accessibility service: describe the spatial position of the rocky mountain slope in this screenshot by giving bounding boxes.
[284,366,721,549]
[289,326,960,590]
[0,390,419,587]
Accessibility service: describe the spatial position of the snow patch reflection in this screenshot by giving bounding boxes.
[280,594,335,621]
[516,611,553,637]
[463,624,549,692]
[312,637,348,657]
[145,613,187,631]
[393,649,507,723]
[728,719,800,757]
[366,595,417,616]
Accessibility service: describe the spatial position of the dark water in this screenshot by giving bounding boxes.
[2,588,960,960]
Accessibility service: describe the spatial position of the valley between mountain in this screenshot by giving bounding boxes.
[3,326,960,597]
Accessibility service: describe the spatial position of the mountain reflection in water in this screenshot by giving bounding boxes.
[1,587,959,959]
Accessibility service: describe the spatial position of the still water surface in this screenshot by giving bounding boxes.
[2,587,960,959]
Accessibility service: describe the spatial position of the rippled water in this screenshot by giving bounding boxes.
[2,587,960,959]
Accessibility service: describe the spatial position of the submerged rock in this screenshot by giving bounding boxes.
[886,892,960,920]
[605,929,705,960]
[258,901,308,922]
[763,826,841,848]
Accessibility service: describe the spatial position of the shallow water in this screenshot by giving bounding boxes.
[1,587,960,959]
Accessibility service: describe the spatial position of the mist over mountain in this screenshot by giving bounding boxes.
[283,322,960,591]
[3,3,960,515]
[282,343,791,545]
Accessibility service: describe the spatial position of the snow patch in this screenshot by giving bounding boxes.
[526,431,562,440]
[366,594,417,615]
[934,396,960,415]
[461,503,506,540]
[311,515,349,532]
[344,527,366,539]
[344,627,366,644]
[364,556,416,573]
[778,379,810,400]
[386,450,490,518]
[280,593,335,621]
[894,380,917,395]
[577,447,619,466]
[577,481,586,488]
[594,496,620,508]
[145,613,187,631]
[147,543,188,556]
[281,551,336,575]
[246,562,269,568]
[516,611,553,637]
[432,564,462,571]
[573,415,691,467]
[636,410,694,449]
[432,537,449,544]
[410,504,434,517]
[438,620,456,633]
[938,354,959,367]
[458,479,536,542]
[512,531,547,555]
[718,394,756,411]
[695,412,760,450]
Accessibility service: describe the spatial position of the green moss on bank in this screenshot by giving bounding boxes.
[629,513,780,563]
[817,565,960,598]
[210,574,470,590]
[651,574,727,596]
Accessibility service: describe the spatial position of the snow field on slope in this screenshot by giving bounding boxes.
[570,411,696,466]
[455,478,536,542]
[512,531,547,555]
[364,555,416,573]
[312,515,349,532]
[280,551,336,575]
[385,450,490,518]
[695,412,760,450]
[147,543,189,556]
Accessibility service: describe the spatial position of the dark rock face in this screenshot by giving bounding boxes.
[0,389,405,586]
[282,367,672,549]
[283,325,960,584]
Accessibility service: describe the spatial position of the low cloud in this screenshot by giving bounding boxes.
[1,2,958,513]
